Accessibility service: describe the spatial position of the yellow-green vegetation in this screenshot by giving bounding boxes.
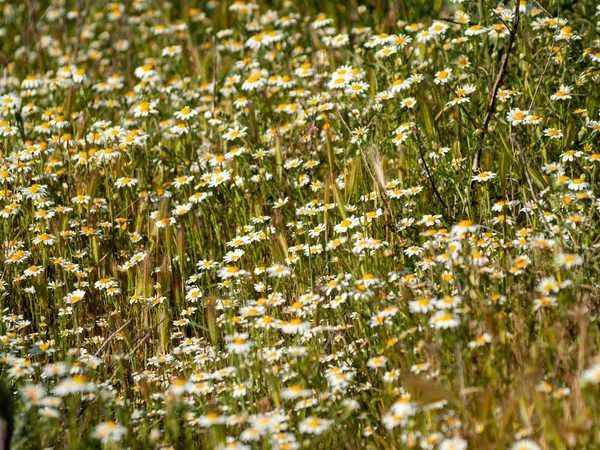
[1,0,600,449]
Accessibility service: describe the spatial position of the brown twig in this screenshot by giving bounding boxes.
[511,136,553,234]
[94,305,150,357]
[470,0,520,196]
[411,119,448,211]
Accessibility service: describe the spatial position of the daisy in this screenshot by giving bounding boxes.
[280,318,310,334]
[543,128,562,139]
[550,85,572,101]
[174,106,198,120]
[382,412,407,429]
[281,385,312,399]
[506,108,529,125]
[465,24,488,35]
[223,125,247,141]
[172,175,194,188]
[446,96,470,107]
[345,82,369,96]
[555,253,583,268]
[217,266,249,279]
[401,97,417,108]
[429,311,460,329]
[434,68,452,85]
[390,78,412,92]
[510,440,541,450]
[568,177,588,191]
[33,233,56,246]
[115,177,138,188]
[225,333,254,354]
[24,265,44,277]
[64,290,86,305]
[223,249,245,263]
[299,417,331,435]
[582,364,600,385]
[333,216,359,233]
[242,72,266,91]
[409,297,435,313]
[185,288,203,303]
[451,219,480,236]
[376,46,397,58]
[0,94,22,114]
[132,101,158,118]
[468,333,492,349]
[54,375,96,396]
[438,437,468,450]
[472,171,496,182]
[267,265,292,278]
[93,421,127,444]
[311,14,332,29]
[367,356,387,368]
[391,127,409,145]
[161,45,181,57]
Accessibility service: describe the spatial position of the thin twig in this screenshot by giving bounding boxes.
[412,119,448,210]
[95,305,150,356]
[471,0,520,190]
[511,136,553,234]
[527,45,566,111]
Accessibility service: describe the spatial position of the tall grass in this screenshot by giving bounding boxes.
[0,0,599,449]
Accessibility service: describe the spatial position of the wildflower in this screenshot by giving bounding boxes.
[223,249,245,263]
[439,438,468,450]
[93,421,127,444]
[172,176,194,188]
[225,333,254,355]
[223,125,247,141]
[447,96,470,107]
[132,101,158,118]
[174,106,198,121]
[429,311,460,329]
[468,333,491,348]
[544,128,563,139]
[510,441,540,450]
[401,97,417,109]
[280,318,310,334]
[550,85,572,101]
[242,72,266,91]
[451,220,480,236]
[391,126,409,145]
[555,253,583,268]
[115,177,138,188]
[534,296,557,311]
[367,356,387,368]
[346,82,369,96]
[64,290,86,305]
[218,266,250,279]
[281,385,312,400]
[507,108,529,125]
[33,233,56,246]
[24,265,44,277]
[382,413,407,429]
[434,68,452,85]
[334,216,359,233]
[54,375,96,396]
[582,364,600,385]
[351,127,368,144]
[267,265,292,278]
[465,24,488,35]
[299,417,331,435]
[472,171,496,182]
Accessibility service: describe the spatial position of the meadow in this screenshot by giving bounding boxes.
[1,0,600,448]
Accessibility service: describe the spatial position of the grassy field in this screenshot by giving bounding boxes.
[1,0,600,448]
